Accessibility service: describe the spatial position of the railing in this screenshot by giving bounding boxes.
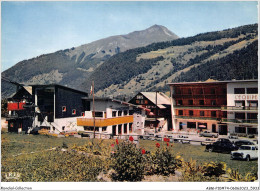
[221,118,258,124]
[221,106,258,111]
[174,105,221,110]
[77,115,134,127]
[174,115,220,121]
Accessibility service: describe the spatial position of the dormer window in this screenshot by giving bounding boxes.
[72,109,76,115]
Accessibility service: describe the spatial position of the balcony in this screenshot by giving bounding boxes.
[77,115,133,127]
[221,106,258,111]
[221,118,258,124]
[174,115,220,121]
[174,105,221,110]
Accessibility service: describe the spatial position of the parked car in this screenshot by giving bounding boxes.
[147,133,155,141]
[155,135,163,141]
[231,145,258,161]
[201,138,216,146]
[165,135,174,143]
[252,139,258,145]
[205,140,238,153]
[234,140,255,147]
[199,131,219,138]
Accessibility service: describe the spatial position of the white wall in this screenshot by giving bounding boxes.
[227,82,258,106]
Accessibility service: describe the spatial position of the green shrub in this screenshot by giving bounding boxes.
[111,141,145,181]
[202,162,226,177]
[144,144,177,176]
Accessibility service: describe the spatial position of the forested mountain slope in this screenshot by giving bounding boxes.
[80,24,257,99]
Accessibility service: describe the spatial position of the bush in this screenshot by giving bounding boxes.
[144,143,177,176]
[202,162,226,177]
[111,141,145,181]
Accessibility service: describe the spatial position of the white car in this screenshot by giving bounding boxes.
[231,145,258,161]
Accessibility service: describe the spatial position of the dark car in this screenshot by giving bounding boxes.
[234,140,255,147]
[205,140,239,153]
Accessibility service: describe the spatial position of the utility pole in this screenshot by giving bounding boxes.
[92,81,96,139]
[155,91,158,133]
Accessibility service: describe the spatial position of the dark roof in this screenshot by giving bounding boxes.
[30,84,88,95]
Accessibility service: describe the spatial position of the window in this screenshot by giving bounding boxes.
[188,100,193,105]
[248,128,257,134]
[124,124,127,134]
[234,88,245,94]
[102,127,107,131]
[124,110,128,116]
[235,112,245,119]
[129,123,133,133]
[179,122,183,130]
[247,88,258,94]
[72,109,76,115]
[53,127,55,131]
[248,101,258,107]
[235,101,245,107]
[118,111,122,116]
[189,110,193,116]
[177,100,183,105]
[136,100,140,104]
[199,100,204,105]
[112,111,117,117]
[178,110,183,115]
[144,100,148,104]
[81,112,85,117]
[212,124,216,133]
[137,95,143,99]
[235,127,246,133]
[211,111,217,117]
[188,89,192,94]
[187,122,196,128]
[95,112,103,118]
[247,113,257,119]
[129,110,134,115]
[211,88,216,94]
[84,126,94,131]
[62,106,66,112]
[176,88,181,94]
[211,100,216,106]
[200,111,204,116]
[198,88,203,94]
[62,126,65,131]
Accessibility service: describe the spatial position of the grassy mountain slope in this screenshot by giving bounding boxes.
[81,24,257,99]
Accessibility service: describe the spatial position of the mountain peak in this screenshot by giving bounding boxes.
[145,24,178,38]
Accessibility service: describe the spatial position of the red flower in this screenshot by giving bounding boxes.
[116,139,119,145]
[164,138,170,142]
[129,136,134,142]
[167,142,169,147]
[142,149,146,155]
[156,143,160,148]
[111,144,114,147]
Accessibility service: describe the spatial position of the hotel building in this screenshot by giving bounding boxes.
[169,80,258,136]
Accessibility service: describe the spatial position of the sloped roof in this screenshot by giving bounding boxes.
[23,86,32,95]
[140,92,171,109]
[9,86,32,99]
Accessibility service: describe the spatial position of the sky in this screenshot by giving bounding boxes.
[1,1,258,71]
